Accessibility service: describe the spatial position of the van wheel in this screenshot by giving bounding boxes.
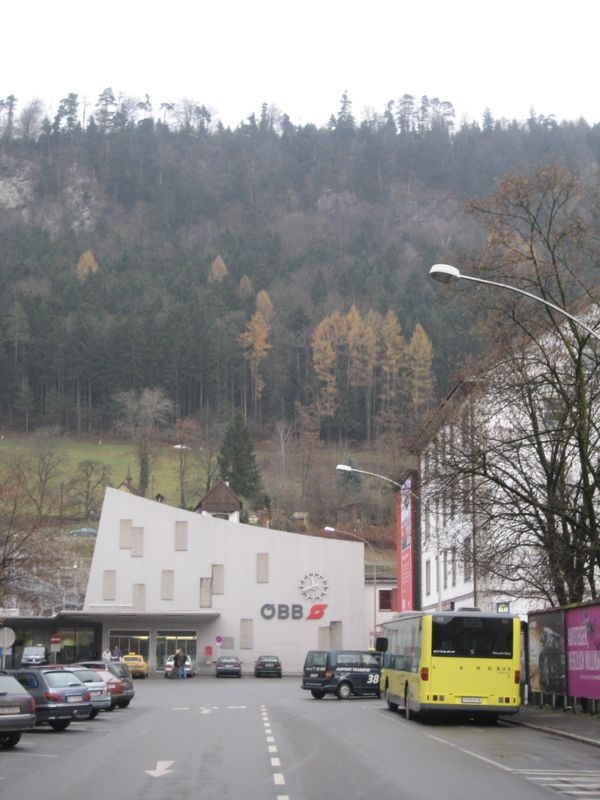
[404,686,411,721]
[49,720,71,731]
[336,682,352,700]
[89,709,99,719]
[311,690,325,699]
[385,686,398,712]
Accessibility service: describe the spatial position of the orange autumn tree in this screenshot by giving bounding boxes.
[238,311,272,418]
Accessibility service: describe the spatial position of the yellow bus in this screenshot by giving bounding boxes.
[377,610,521,721]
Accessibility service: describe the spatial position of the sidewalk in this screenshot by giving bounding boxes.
[501,704,600,748]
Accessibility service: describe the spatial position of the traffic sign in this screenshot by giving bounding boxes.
[50,634,61,645]
[215,635,222,644]
[0,627,15,649]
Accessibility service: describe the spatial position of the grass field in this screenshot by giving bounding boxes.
[0,432,402,559]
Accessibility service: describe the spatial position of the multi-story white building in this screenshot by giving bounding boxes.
[418,381,533,618]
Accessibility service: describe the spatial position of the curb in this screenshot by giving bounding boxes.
[501,716,600,748]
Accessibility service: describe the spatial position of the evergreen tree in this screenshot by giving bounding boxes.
[218,415,262,500]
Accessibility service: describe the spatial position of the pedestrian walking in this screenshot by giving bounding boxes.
[102,647,112,662]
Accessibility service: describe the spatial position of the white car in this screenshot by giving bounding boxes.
[163,655,194,678]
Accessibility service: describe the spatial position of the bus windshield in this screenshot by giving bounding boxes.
[431,615,514,658]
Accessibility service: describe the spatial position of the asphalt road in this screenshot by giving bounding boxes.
[2,676,600,800]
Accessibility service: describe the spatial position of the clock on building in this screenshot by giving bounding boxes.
[299,572,328,600]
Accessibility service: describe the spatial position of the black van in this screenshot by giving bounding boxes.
[301,650,381,699]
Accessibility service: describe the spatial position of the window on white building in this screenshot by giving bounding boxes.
[131,527,144,557]
[119,519,132,549]
[240,619,253,649]
[425,560,431,596]
[443,550,448,589]
[379,589,393,610]
[103,570,116,600]
[161,570,174,600]
[451,547,457,586]
[212,564,224,594]
[256,553,269,583]
[175,521,188,551]
[464,536,473,582]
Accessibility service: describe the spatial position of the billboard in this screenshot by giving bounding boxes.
[566,605,600,700]
[528,609,566,694]
[396,476,414,611]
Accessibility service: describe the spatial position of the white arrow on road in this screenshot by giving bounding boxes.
[145,761,175,778]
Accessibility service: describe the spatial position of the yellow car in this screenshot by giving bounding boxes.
[123,653,149,678]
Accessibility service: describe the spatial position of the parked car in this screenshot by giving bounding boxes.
[0,672,36,748]
[254,655,282,678]
[20,646,48,666]
[62,668,111,718]
[11,668,92,730]
[122,653,149,678]
[67,528,97,537]
[75,667,125,709]
[73,661,135,708]
[215,656,242,678]
[163,654,194,678]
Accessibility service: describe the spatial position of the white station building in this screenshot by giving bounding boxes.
[81,487,369,673]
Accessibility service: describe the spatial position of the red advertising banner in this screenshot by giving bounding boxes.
[396,477,414,611]
[566,605,600,700]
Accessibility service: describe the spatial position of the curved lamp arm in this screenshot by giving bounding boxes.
[429,264,600,343]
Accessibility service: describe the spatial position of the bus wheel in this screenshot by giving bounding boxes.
[385,687,398,712]
[336,682,352,700]
[311,690,325,699]
[404,686,412,721]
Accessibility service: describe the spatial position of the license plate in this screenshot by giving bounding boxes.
[461,696,482,704]
[0,706,20,714]
[67,695,83,703]
[90,691,101,697]
[309,673,318,678]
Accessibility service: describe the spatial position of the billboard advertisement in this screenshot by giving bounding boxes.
[528,609,566,694]
[566,605,600,700]
[396,476,414,611]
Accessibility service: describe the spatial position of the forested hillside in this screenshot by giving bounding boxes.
[1,89,599,441]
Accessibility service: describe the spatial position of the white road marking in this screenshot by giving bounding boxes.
[276,796,289,800]
[268,745,278,753]
[428,735,513,772]
[274,773,285,785]
[266,736,275,742]
[145,760,175,778]
[271,758,281,767]
[172,707,190,711]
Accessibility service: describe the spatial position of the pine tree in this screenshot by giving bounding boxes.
[218,415,262,500]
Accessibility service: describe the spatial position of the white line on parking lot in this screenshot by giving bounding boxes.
[3,751,59,758]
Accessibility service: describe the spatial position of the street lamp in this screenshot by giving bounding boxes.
[173,443,191,508]
[429,264,600,343]
[324,526,377,646]
[336,463,402,490]
[336,464,418,613]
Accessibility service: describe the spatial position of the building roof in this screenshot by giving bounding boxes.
[194,480,243,514]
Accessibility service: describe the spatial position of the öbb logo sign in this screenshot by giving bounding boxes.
[260,603,328,621]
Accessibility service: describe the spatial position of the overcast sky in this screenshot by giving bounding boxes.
[3,0,596,129]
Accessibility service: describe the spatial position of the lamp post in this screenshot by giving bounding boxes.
[324,526,377,647]
[336,464,417,612]
[173,443,191,508]
[429,264,600,343]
